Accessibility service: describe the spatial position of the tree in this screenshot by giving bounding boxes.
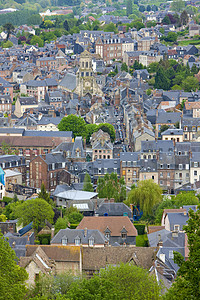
[126,0,132,16]
[63,20,70,31]
[58,115,87,138]
[146,21,157,28]
[155,66,170,90]
[164,207,200,299]
[171,0,185,12]
[160,125,170,133]
[67,263,161,299]
[146,5,151,11]
[15,198,54,235]
[85,123,98,144]
[55,217,69,235]
[182,76,199,92]
[139,5,145,12]
[165,32,177,42]
[121,62,128,72]
[3,23,15,40]
[30,35,44,47]
[180,10,188,25]
[1,41,13,48]
[162,15,171,25]
[175,191,199,208]
[97,173,126,202]
[0,232,28,300]
[38,183,53,206]
[104,22,118,33]
[98,123,116,143]
[125,180,162,216]
[83,172,93,192]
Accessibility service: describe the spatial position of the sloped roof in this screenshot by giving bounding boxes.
[77,216,138,237]
[56,190,98,200]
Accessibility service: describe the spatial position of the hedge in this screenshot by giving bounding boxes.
[38,234,51,245]
[136,234,149,247]
[134,224,145,235]
[70,224,79,229]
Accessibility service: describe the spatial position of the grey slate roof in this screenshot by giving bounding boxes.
[96,203,132,217]
[157,112,181,124]
[37,116,62,125]
[59,73,77,91]
[51,228,108,245]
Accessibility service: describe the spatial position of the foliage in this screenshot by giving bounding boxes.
[182,76,199,92]
[54,217,69,235]
[171,0,185,12]
[68,212,83,224]
[121,62,128,72]
[85,124,98,144]
[133,223,145,235]
[155,66,170,90]
[125,180,162,216]
[38,234,51,245]
[146,21,157,28]
[146,88,152,96]
[180,10,188,25]
[104,22,118,33]
[66,263,161,299]
[97,173,126,202]
[58,115,87,138]
[2,23,15,40]
[126,0,132,16]
[136,234,149,247]
[30,35,44,47]
[1,40,13,48]
[15,198,54,235]
[160,125,170,133]
[0,232,28,300]
[0,214,7,222]
[163,207,200,299]
[83,172,93,192]
[28,272,79,299]
[38,183,54,206]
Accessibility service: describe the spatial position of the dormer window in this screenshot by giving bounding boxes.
[89,236,94,247]
[62,237,68,246]
[121,227,127,239]
[75,237,80,246]
[174,225,180,232]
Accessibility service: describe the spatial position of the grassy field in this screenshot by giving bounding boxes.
[178,39,200,46]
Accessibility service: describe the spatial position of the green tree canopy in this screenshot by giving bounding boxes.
[171,0,185,12]
[121,62,128,72]
[15,198,54,235]
[0,232,28,300]
[85,123,98,144]
[182,76,199,92]
[38,182,54,206]
[67,263,161,299]
[125,179,163,216]
[30,35,44,47]
[97,173,126,202]
[55,217,69,235]
[83,172,93,192]
[126,0,133,16]
[58,115,87,138]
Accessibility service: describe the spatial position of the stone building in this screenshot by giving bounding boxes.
[75,50,103,97]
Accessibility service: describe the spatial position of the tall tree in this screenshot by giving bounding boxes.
[125,179,162,216]
[121,62,128,72]
[180,10,189,25]
[3,23,15,40]
[15,198,54,235]
[38,183,53,206]
[0,232,28,300]
[63,20,70,31]
[126,0,133,16]
[97,123,116,143]
[155,66,170,90]
[182,76,199,92]
[164,207,200,299]
[83,172,93,192]
[55,217,69,235]
[97,173,126,202]
[58,115,87,138]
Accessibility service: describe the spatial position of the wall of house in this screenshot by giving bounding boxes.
[25,261,42,286]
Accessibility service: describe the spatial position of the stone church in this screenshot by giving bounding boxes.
[74,50,103,97]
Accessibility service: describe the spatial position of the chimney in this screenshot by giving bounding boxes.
[12,241,16,248]
[157,240,163,248]
[51,227,55,239]
[183,210,187,216]
[84,228,87,237]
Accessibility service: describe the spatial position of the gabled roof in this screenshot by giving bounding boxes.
[77,216,138,237]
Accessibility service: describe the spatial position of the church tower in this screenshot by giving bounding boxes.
[75,50,103,97]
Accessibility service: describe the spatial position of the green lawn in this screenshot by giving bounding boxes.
[178,40,200,46]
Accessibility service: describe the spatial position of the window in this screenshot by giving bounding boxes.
[169,250,174,259]
[194,170,197,176]
[194,162,198,168]
[152,176,154,180]
[174,225,180,231]
[105,233,110,239]
[179,164,183,170]
[167,164,170,169]
[179,173,182,178]
[160,172,163,177]
[160,180,163,185]
[167,172,170,178]
[160,164,163,169]
[75,237,80,246]
[121,233,127,239]
[62,237,68,246]
[89,237,94,247]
